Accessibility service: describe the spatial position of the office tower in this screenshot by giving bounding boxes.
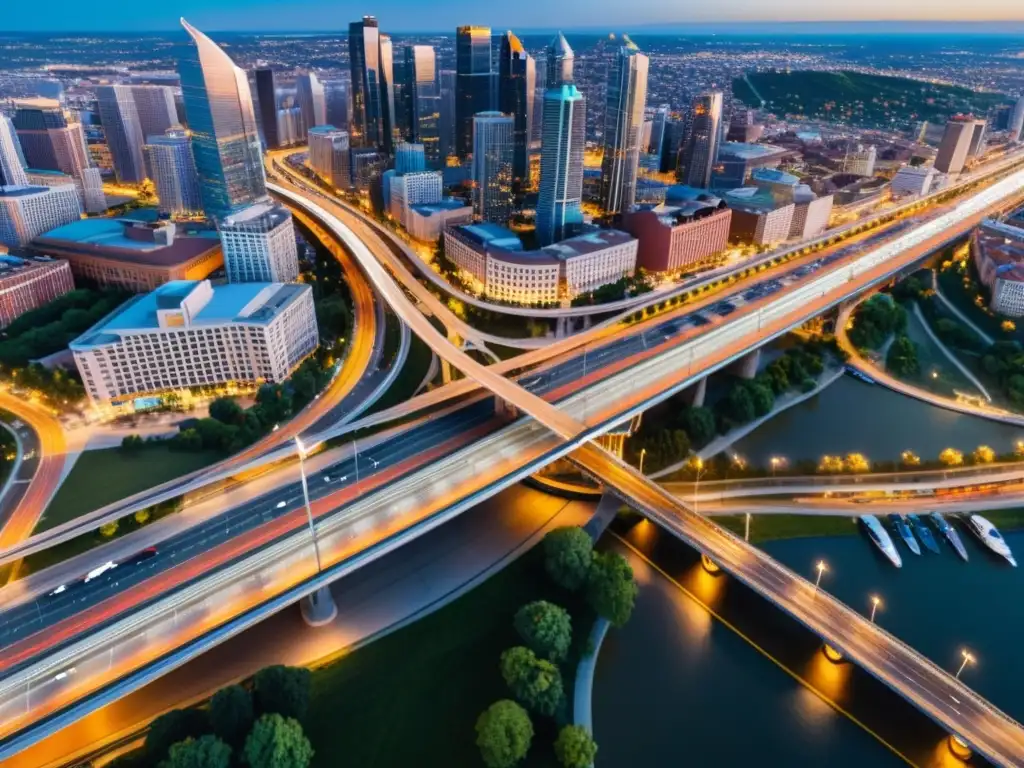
[968,119,988,157]
[660,116,685,174]
[391,47,412,142]
[531,59,546,150]
[677,92,723,188]
[438,69,457,164]
[179,19,267,220]
[324,78,350,131]
[218,200,300,283]
[0,185,81,247]
[379,33,399,154]
[254,67,280,149]
[934,116,977,175]
[96,85,147,183]
[390,170,442,225]
[0,117,29,188]
[537,83,585,246]
[1012,96,1024,143]
[276,96,305,147]
[78,167,106,213]
[144,127,203,217]
[308,126,351,190]
[405,45,440,168]
[472,112,514,223]
[546,32,574,89]
[395,142,426,175]
[498,31,535,187]
[13,100,86,176]
[649,105,669,155]
[296,72,327,131]
[351,148,385,200]
[599,46,649,216]
[455,26,493,159]
[349,17,385,149]
[128,85,178,142]
[844,144,877,177]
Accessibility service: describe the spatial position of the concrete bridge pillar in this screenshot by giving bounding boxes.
[947,735,972,760]
[732,349,761,380]
[684,377,708,408]
[821,643,844,663]
[442,329,462,384]
[583,315,592,330]
[300,587,338,627]
[556,316,569,338]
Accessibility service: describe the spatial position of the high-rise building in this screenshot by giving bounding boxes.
[546,32,574,90]
[308,126,351,190]
[1011,95,1024,144]
[254,67,281,150]
[968,119,988,157]
[395,142,427,175]
[296,72,327,132]
[660,115,685,174]
[144,127,203,217]
[78,167,106,214]
[379,33,399,154]
[677,92,723,189]
[438,69,457,164]
[13,100,89,178]
[934,115,977,176]
[455,26,494,159]
[128,85,179,143]
[218,200,300,283]
[390,170,442,224]
[179,19,267,220]
[324,78,350,132]
[599,46,649,216]
[405,45,440,168]
[472,112,514,224]
[351,148,385,194]
[844,144,877,177]
[349,17,385,150]
[648,105,669,156]
[0,185,81,247]
[537,81,585,245]
[498,31,535,187]
[0,116,29,188]
[96,85,147,183]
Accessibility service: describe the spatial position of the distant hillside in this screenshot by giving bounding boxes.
[732,70,1005,129]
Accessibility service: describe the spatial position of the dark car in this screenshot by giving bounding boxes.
[121,546,158,567]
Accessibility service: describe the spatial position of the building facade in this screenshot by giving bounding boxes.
[974,220,1024,316]
[254,67,280,150]
[1011,96,1024,144]
[218,201,299,283]
[455,26,494,159]
[0,116,28,188]
[472,112,514,224]
[404,45,441,168]
[0,255,75,329]
[71,279,318,404]
[296,73,327,132]
[349,16,385,149]
[308,126,351,190]
[498,32,535,187]
[623,202,732,274]
[95,85,147,183]
[144,128,203,217]
[891,165,936,197]
[934,116,977,176]
[599,46,649,216]
[677,92,723,189]
[0,185,81,248]
[128,85,179,142]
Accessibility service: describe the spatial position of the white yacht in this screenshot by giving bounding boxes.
[964,515,1017,567]
[860,515,903,568]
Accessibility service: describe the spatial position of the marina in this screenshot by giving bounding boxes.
[888,514,921,556]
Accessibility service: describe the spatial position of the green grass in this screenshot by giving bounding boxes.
[306,543,593,768]
[37,445,221,533]
[714,514,861,544]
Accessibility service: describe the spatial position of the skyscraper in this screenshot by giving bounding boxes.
[296,72,327,131]
[395,142,427,175]
[349,16,385,149]
[324,78,350,131]
[1012,95,1024,144]
[405,45,440,168]
[455,26,494,159]
[438,69,457,164]
[219,201,300,283]
[599,46,649,216]
[677,92,723,189]
[649,105,669,155]
[0,116,29,188]
[179,18,267,220]
[144,127,203,217]
[379,34,399,153]
[13,100,88,176]
[545,32,574,90]
[96,85,147,183]
[498,31,535,188]
[935,115,977,175]
[537,41,585,247]
[472,112,514,224]
[967,119,988,158]
[308,126,351,190]
[254,68,280,150]
[128,85,179,142]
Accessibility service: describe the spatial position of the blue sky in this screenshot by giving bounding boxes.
[5,0,1024,32]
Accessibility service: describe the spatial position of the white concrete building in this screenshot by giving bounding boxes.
[844,145,876,177]
[0,184,81,248]
[546,229,638,298]
[789,187,833,240]
[891,166,936,198]
[144,128,202,217]
[218,200,300,284]
[390,170,442,227]
[406,200,472,243]
[71,279,319,404]
[78,167,107,214]
[308,126,351,190]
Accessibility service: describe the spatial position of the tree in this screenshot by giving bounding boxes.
[499,646,565,717]
[748,381,775,418]
[586,551,638,628]
[554,725,598,768]
[253,665,312,722]
[208,397,244,426]
[514,601,572,662]
[120,434,144,453]
[99,520,119,537]
[208,684,254,747]
[680,407,716,446]
[475,700,533,768]
[145,708,210,762]
[973,445,995,464]
[939,448,964,467]
[134,508,151,526]
[243,714,313,768]
[161,735,231,768]
[542,527,594,592]
[719,383,756,426]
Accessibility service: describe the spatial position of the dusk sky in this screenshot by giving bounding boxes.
[5,0,1024,32]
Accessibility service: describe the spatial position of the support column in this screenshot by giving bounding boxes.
[442,329,462,384]
[300,587,338,627]
[495,397,519,420]
[583,315,592,330]
[733,348,761,380]
[556,316,568,338]
[684,376,707,407]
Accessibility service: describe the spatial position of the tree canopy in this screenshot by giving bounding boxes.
[243,714,314,768]
[586,551,638,627]
[253,665,312,722]
[514,600,572,662]
[208,684,254,747]
[160,735,231,768]
[554,725,598,768]
[475,700,534,768]
[145,708,210,762]
[542,527,594,592]
[499,646,565,717]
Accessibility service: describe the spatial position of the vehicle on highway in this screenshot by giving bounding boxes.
[46,547,158,597]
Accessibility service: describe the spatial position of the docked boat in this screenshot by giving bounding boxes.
[860,516,902,568]
[929,512,969,562]
[907,514,941,554]
[888,514,921,555]
[963,515,1017,566]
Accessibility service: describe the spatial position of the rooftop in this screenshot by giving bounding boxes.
[34,217,220,267]
[718,142,788,161]
[752,168,800,186]
[978,229,1024,283]
[725,186,787,213]
[540,229,635,260]
[219,200,292,231]
[411,199,471,215]
[309,124,343,135]
[0,254,66,281]
[0,185,67,199]
[458,222,524,250]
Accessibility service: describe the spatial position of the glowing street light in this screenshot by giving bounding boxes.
[639,448,647,475]
[955,649,975,680]
[770,455,786,478]
[869,595,882,623]
[295,437,323,574]
[692,456,706,517]
[813,560,828,593]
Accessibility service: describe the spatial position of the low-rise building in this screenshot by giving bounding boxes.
[71,279,319,404]
[0,254,74,328]
[789,187,834,240]
[622,199,732,274]
[712,142,793,190]
[406,199,472,243]
[0,184,81,248]
[724,187,795,246]
[891,165,936,198]
[974,219,1024,316]
[33,216,223,292]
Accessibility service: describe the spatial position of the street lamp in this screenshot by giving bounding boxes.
[955,649,975,680]
[639,448,647,475]
[869,595,882,623]
[692,457,706,516]
[770,456,785,478]
[295,437,323,574]
[813,560,828,593]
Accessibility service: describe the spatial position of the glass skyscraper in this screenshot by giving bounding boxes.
[498,31,535,188]
[405,46,440,169]
[599,45,649,216]
[349,16,385,150]
[677,92,723,189]
[455,26,494,160]
[179,19,266,220]
[472,112,514,224]
[96,85,147,184]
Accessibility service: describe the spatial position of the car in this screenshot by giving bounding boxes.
[84,561,118,583]
[711,302,736,317]
[690,314,710,327]
[276,500,287,509]
[121,546,158,566]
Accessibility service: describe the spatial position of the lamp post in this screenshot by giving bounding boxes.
[813,560,828,594]
[638,448,647,475]
[869,595,882,623]
[295,437,322,574]
[955,649,975,680]
[770,456,785,479]
[692,457,705,516]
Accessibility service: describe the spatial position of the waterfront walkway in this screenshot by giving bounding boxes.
[930,269,995,346]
